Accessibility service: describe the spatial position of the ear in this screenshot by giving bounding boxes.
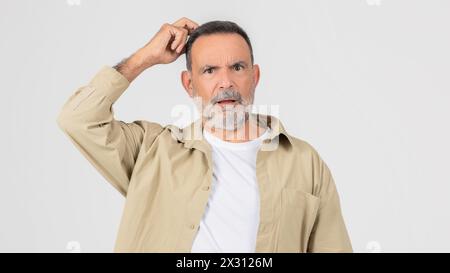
[181,70,194,97]
[252,64,260,88]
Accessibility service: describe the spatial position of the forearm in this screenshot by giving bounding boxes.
[113,50,154,83]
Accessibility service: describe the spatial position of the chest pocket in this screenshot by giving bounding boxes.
[276,188,320,252]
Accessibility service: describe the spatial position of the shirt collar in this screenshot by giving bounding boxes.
[167,113,293,152]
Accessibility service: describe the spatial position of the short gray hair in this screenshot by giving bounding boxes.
[185,20,254,71]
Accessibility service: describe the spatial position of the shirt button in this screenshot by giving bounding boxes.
[189,224,195,230]
[202,186,210,191]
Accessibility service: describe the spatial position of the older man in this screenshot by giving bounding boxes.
[57,17,352,253]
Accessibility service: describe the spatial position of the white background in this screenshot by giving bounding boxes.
[1,0,449,252]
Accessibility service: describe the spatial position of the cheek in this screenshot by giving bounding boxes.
[192,85,213,106]
[238,77,255,97]
[193,79,215,98]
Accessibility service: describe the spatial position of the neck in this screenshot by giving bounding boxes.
[202,114,266,143]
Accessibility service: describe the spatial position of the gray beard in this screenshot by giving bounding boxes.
[205,107,248,131]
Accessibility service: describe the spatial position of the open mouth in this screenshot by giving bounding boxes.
[217,99,237,105]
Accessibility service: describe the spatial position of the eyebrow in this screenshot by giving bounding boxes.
[199,61,249,73]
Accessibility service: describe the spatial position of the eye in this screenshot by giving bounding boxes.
[233,64,243,71]
[203,68,214,74]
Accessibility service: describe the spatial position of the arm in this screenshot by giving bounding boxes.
[57,18,199,196]
[56,65,160,196]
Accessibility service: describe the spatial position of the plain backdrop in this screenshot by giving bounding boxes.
[1,0,449,252]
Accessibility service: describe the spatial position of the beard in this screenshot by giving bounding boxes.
[206,103,248,131]
[194,88,254,131]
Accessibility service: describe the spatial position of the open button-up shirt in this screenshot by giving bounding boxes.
[57,66,353,253]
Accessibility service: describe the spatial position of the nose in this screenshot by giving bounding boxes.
[217,69,234,90]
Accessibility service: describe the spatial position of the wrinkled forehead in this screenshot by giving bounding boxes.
[190,33,252,71]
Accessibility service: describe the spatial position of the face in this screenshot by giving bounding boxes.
[181,33,260,131]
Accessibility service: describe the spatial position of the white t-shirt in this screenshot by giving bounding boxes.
[190,128,271,253]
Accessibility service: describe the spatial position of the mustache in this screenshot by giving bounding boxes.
[210,89,242,104]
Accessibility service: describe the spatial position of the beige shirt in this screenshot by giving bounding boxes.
[57,66,353,253]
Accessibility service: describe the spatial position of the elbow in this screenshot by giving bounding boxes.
[56,110,75,133]
[56,114,68,133]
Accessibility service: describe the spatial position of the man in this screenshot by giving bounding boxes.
[57,17,352,253]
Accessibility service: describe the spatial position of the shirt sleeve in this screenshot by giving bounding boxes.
[56,66,163,196]
[307,152,353,253]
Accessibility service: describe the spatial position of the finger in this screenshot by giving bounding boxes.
[176,29,188,53]
[171,27,188,52]
[179,44,188,55]
[173,17,199,34]
[173,17,199,30]
[159,23,177,48]
[169,26,185,51]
